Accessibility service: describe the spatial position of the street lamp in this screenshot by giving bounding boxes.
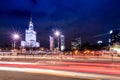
[13,33,20,49]
[54,30,60,50]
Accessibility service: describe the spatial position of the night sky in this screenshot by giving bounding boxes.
[0,0,120,48]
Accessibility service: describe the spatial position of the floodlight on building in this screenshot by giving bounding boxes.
[97,40,103,44]
[110,30,113,34]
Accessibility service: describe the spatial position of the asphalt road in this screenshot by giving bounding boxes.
[0,55,120,80]
[0,71,90,80]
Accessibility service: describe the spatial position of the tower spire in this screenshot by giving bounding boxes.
[29,16,34,30]
[30,15,32,22]
[29,15,32,24]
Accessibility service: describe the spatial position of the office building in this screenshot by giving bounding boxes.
[71,37,81,50]
[109,30,120,45]
[60,35,65,51]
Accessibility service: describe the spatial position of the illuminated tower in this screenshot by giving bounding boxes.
[25,17,36,42]
[21,17,39,48]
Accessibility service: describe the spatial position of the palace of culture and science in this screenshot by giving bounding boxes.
[21,18,40,48]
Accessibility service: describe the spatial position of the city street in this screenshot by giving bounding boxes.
[0,55,120,80]
[1,0,120,80]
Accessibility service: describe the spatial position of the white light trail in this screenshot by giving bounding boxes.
[0,67,119,80]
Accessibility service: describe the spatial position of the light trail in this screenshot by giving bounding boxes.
[49,61,120,67]
[0,61,37,65]
[0,62,120,75]
[0,66,120,80]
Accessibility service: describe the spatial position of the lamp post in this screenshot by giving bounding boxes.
[54,30,60,51]
[13,33,20,49]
